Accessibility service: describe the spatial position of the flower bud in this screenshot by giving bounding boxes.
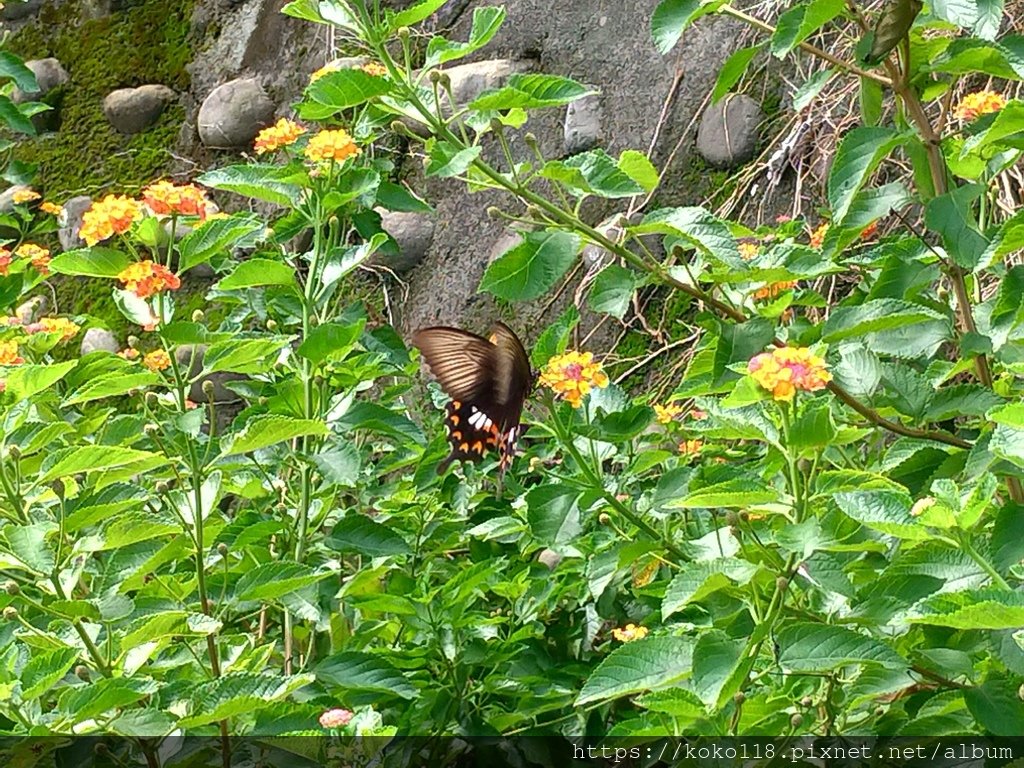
[7,445,19,460]
[51,479,65,499]
[598,513,611,525]
[776,576,789,591]
[790,713,803,729]
[429,69,443,85]
[486,206,503,220]
[724,511,739,526]
[3,606,17,620]
[145,391,159,407]
[439,73,451,88]
[524,132,538,149]
[75,665,90,681]
[733,691,745,705]
[1019,683,1024,701]
[526,204,543,221]
[202,380,216,397]
[127,335,139,349]
[3,581,18,595]
[489,116,504,133]
[217,543,228,556]
[874,706,885,716]
[266,319,278,331]
[800,696,813,707]
[155,481,169,494]
[192,309,205,322]
[397,26,411,41]
[94,743,109,756]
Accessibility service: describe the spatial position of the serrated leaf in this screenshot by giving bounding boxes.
[60,677,159,722]
[389,0,447,28]
[692,630,745,707]
[964,678,1024,735]
[180,673,315,728]
[827,126,905,223]
[220,415,328,456]
[526,485,582,546]
[630,207,743,268]
[713,45,762,101]
[326,515,412,557]
[315,652,418,699]
[834,489,928,540]
[49,247,131,278]
[40,446,162,482]
[120,611,222,651]
[778,623,908,671]
[662,559,757,618]
[197,165,303,207]
[911,589,1024,628]
[21,647,79,701]
[307,68,391,111]
[179,216,265,272]
[202,338,289,375]
[469,73,595,110]
[668,479,779,508]
[925,184,989,270]
[652,0,726,54]
[822,298,947,342]
[479,229,580,301]
[771,0,845,57]
[576,636,695,706]
[218,258,296,290]
[63,371,162,405]
[5,361,76,401]
[425,6,506,67]
[588,264,637,319]
[297,320,365,366]
[235,563,333,601]
[426,141,482,177]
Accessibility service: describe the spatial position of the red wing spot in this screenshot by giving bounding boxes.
[459,442,470,452]
[472,441,484,454]
[452,430,462,442]
[452,400,462,409]
[451,414,460,426]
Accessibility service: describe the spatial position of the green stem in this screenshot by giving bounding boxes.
[957,533,1011,590]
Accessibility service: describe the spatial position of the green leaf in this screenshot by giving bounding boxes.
[3,522,55,573]
[692,630,744,707]
[425,6,506,67]
[479,229,580,301]
[777,623,908,671]
[576,636,695,706]
[923,385,1005,422]
[617,150,660,193]
[859,76,883,125]
[531,305,579,368]
[307,68,391,110]
[180,673,315,728]
[588,264,637,319]
[21,647,79,701]
[120,611,222,651]
[564,150,645,198]
[389,0,448,28]
[313,443,361,487]
[652,0,725,54]
[470,73,596,110]
[426,141,482,177]
[925,184,989,270]
[0,94,37,135]
[0,52,39,92]
[662,559,757,619]
[179,216,265,272]
[49,247,131,278]
[834,489,929,540]
[822,298,947,342]
[933,37,1024,80]
[5,361,76,401]
[297,320,365,366]
[202,338,289,374]
[983,215,1024,272]
[197,164,303,207]
[668,479,778,508]
[974,0,1004,39]
[712,45,762,101]
[326,515,412,557]
[964,678,1024,735]
[931,0,980,30]
[316,651,418,699]
[59,677,159,723]
[792,68,834,111]
[526,485,582,546]
[235,563,333,601]
[218,258,296,290]
[630,207,743,269]
[40,446,162,482]
[220,415,328,456]
[336,402,425,444]
[63,372,162,405]
[375,181,432,213]
[771,0,845,57]
[827,126,905,223]
[911,589,1024,628]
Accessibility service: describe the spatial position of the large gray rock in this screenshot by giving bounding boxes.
[15,296,47,324]
[443,58,529,106]
[696,95,764,169]
[1,0,44,20]
[58,196,94,251]
[376,211,436,274]
[197,78,274,149]
[564,93,603,155]
[11,58,69,103]
[102,85,176,134]
[0,185,34,213]
[80,327,119,355]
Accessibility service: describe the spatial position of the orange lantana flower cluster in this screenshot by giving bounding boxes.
[654,403,683,424]
[26,317,80,341]
[953,91,1006,122]
[118,260,181,299]
[0,340,23,366]
[538,350,610,408]
[0,248,11,277]
[738,242,759,261]
[753,280,797,300]
[809,222,829,249]
[748,346,832,402]
[80,195,144,246]
[12,189,40,204]
[143,349,171,372]
[304,129,361,163]
[611,624,648,642]
[15,243,51,275]
[40,201,63,216]
[142,181,211,219]
[254,118,307,155]
[360,61,388,77]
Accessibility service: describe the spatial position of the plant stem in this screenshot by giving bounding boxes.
[957,533,1011,590]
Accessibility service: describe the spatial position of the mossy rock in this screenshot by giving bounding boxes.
[9,0,194,198]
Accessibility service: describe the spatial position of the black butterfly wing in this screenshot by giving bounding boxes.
[413,323,532,474]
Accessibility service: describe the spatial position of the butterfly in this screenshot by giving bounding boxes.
[412,322,535,475]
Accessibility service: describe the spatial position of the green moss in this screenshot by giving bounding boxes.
[9,0,194,198]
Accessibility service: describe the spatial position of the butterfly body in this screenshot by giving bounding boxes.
[412,322,534,474]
